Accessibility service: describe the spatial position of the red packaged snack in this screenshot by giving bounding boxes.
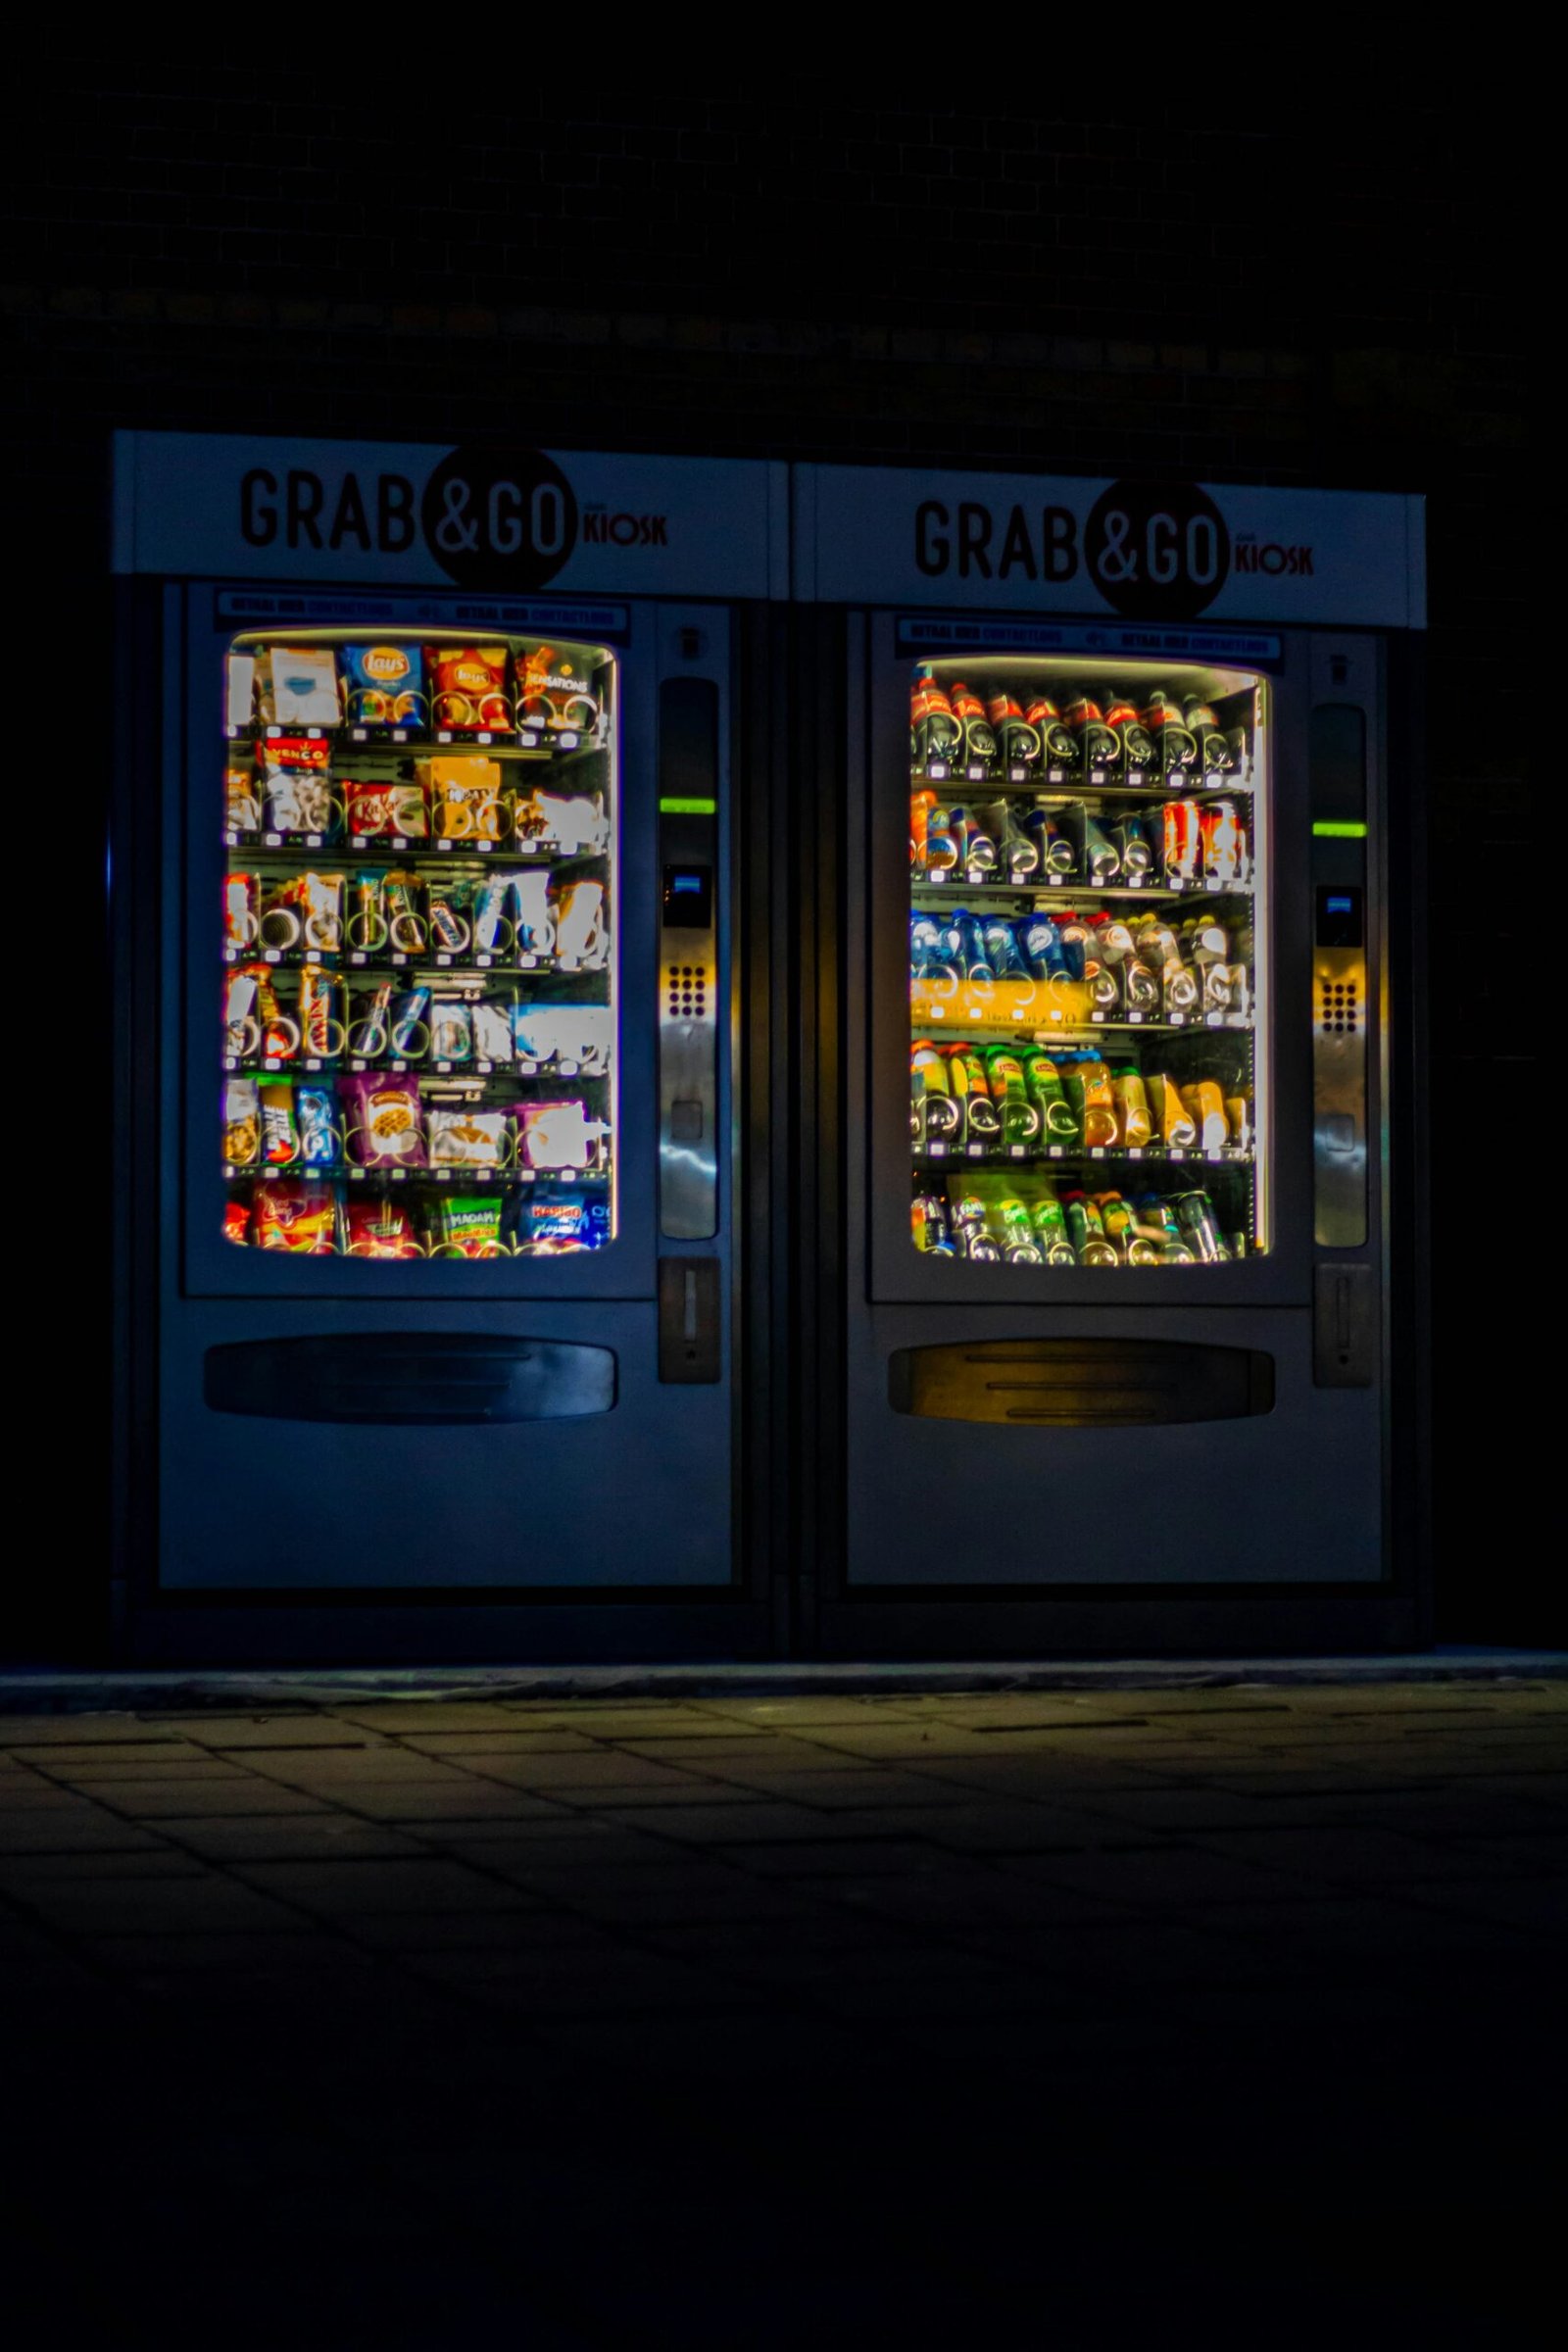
[344,777,428,841]
[427,646,510,734]
[344,1198,420,1258]
[258,733,332,772]
[252,1179,336,1253]
[222,1195,252,1249]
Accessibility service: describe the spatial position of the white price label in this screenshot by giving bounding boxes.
[264,949,280,965]
[264,832,281,847]
[1090,1146,1104,1159]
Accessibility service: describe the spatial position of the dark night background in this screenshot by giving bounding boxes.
[0,91,1536,1654]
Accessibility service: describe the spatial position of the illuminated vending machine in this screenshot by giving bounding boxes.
[794,467,1428,1656]
[112,433,787,1660]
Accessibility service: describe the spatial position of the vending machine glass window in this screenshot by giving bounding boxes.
[907,661,1269,1269]
[220,631,616,1261]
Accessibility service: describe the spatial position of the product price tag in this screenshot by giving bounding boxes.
[264,1055,280,1072]
[560,1060,579,1077]
[929,1005,946,1018]
[223,1054,237,1073]
[264,832,281,848]
[1128,1147,1143,1159]
[1206,876,1223,892]
[391,953,408,967]
[264,949,280,965]
[517,841,537,856]
[350,834,369,851]
[305,1057,320,1073]
[1091,1146,1104,1158]
[927,1141,946,1158]
[475,954,493,968]
[477,840,493,855]
[351,951,367,966]
[223,947,237,966]
[519,954,538,970]
[476,1058,493,1075]
[435,1059,452,1074]
[350,1057,366,1071]
[391,836,409,852]
[438,839,454,854]
[306,833,322,850]
[966,1143,985,1158]
[1008,765,1028,784]
[965,762,986,783]
[1206,1011,1223,1027]
[1170,1147,1186,1160]
[437,953,452,967]
[224,829,240,849]
[1129,1011,1144,1024]
[1049,1146,1063,1158]
[390,1059,406,1073]
[478,1167,494,1182]
[391,1167,407,1182]
[1170,1012,1186,1026]
[1008,1145,1026,1159]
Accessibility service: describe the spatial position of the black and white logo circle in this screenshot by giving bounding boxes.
[421,446,578,589]
[1085,479,1231,619]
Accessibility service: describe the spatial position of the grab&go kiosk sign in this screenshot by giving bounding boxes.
[113,432,790,599]
[793,466,1425,628]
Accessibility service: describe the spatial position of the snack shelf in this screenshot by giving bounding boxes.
[232,724,610,765]
[226,833,608,861]
[913,1144,1252,1167]
[225,1161,611,1185]
[224,1059,608,1080]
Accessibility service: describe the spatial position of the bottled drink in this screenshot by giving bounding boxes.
[1057,915,1118,1013]
[1022,693,1079,769]
[987,692,1043,775]
[1224,1095,1252,1152]
[1030,1190,1078,1264]
[999,1196,1045,1262]
[910,788,936,878]
[948,1044,1002,1152]
[978,799,1039,885]
[949,682,998,774]
[1020,805,1076,876]
[910,1039,961,1148]
[955,910,996,985]
[1063,804,1121,885]
[1103,692,1155,775]
[1064,1054,1118,1150]
[985,1047,1042,1151]
[912,1185,955,1252]
[1093,914,1159,1017]
[1142,687,1199,771]
[952,1192,1001,1259]
[1061,690,1119,771]
[922,805,959,878]
[1110,1063,1153,1149]
[1146,1073,1198,1149]
[1181,1081,1229,1152]
[1200,801,1250,886]
[911,912,963,997]
[1182,696,1235,774]
[947,807,998,878]
[1016,914,1068,984]
[1108,813,1153,883]
[1161,800,1202,883]
[911,675,962,768]
[1062,1188,1120,1266]
[1137,1192,1191,1258]
[1135,917,1200,1018]
[1022,1050,1080,1145]
[1173,1188,1223,1262]
[979,916,1029,983]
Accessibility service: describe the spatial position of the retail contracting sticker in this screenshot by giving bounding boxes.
[113,433,785,600]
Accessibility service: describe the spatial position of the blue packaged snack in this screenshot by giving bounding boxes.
[340,643,427,732]
[510,1183,610,1255]
[296,1086,337,1166]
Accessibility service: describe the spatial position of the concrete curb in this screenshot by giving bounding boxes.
[0,1649,1563,1715]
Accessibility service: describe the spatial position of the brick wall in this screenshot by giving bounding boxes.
[2,90,1532,1643]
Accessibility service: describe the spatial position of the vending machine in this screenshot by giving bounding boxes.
[793,466,1429,1657]
[111,433,788,1661]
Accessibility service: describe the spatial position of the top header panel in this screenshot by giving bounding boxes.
[114,433,790,602]
[794,466,1424,629]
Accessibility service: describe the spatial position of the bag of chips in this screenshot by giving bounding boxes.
[344,1197,420,1258]
[225,652,257,732]
[340,1072,424,1167]
[514,1100,609,1172]
[340,643,427,733]
[253,1178,337,1253]
[427,1107,508,1169]
[427,646,510,734]
[222,1195,252,1248]
[261,761,335,839]
[223,1077,261,1167]
[552,1004,612,1075]
[256,647,340,728]
[418,756,507,843]
[430,1193,505,1257]
[225,766,262,833]
[514,645,600,746]
[512,1183,611,1255]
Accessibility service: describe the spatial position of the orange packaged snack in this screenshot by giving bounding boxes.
[427,646,510,734]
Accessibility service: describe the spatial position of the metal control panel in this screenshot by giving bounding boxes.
[1309,707,1369,1250]
[658,679,719,1241]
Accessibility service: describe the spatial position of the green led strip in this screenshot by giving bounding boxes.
[1312,820,1367,838]
[660,796,716,814]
